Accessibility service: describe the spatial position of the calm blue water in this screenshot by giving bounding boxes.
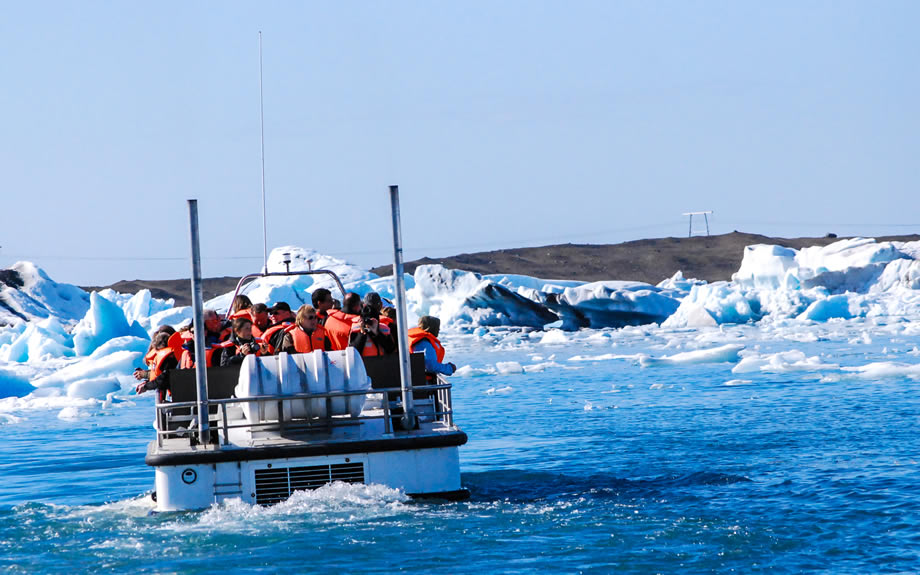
[2,323,919,573]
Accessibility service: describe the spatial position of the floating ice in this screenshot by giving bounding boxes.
[540,330,569,345]
[0,366,35,399]
[638,344,744,367]
[0,262,90,325]
[72,292,148,357]
[495,361,525,375]
[31,350,141,395]
[732,350,839,374]
[841,361,920,380]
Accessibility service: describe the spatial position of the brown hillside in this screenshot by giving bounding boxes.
[371,232,920,284]
[82,232,919,304]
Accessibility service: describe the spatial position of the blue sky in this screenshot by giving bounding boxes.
[1,1,918,286]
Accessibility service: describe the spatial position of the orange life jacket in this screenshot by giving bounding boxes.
[379,316,395,330]
[208,340,236,366]
[324,310,359,351]
[167,331,191,363]
[407,328,445,363]
[261,322,293,354]
[289,325,328,353]
[350,321,391,357]
[229,309,251,320]
[149,347,176,380]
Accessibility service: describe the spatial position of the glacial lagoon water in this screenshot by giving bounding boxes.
[2,319,919,573]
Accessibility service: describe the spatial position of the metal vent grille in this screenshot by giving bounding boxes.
[254,462,365,505]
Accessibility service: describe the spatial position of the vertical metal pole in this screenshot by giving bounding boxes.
[704,213,710,236]
[188,200,210,445]
[688,214,692,238]
[259,31,268,272]
[389,185,416,430]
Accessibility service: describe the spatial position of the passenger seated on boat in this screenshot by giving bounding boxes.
[218,317,268,367]
[311,288,334,325]
[228,295,253,320]
[137,325,176,381]
[203,309,229,345]
[324,292,362,350]
[260,302,295,353]
[250,303,271,338]
[379,305,396,330]
[278,305,332,354]
[408,316,456,378]
[134,332,178,397]
[349,292,395,358]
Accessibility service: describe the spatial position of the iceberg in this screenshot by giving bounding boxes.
[0,262,90,326]
[72,292,148,357]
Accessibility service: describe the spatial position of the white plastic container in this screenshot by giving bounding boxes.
[234,348,370,424]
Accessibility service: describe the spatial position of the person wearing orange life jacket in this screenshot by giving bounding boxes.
[249,303,271,338]
[324,292,362,351]
[135,332,179,398]
[408,316,456,377]
[135,325,176,382]
[278,305,332,354]
[227,294,253,320]
[218,317,268,367]
[203,309,228,345]
[349,292,396,358]
[311,288,334,325]
[260,301,296,354]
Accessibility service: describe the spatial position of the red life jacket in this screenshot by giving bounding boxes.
[167,331,191,363]
[179,349,194,369]
[324,310,359,351]
[261,322,293,354]
[350,321,391,357]
[229,309,251,320]
[407,328,445,363]
[289,325,328,353]
[379,316,395,330]
[208,340,236,367]
[149,347,176,380]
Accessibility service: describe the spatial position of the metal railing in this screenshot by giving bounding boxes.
[153,375,454,449]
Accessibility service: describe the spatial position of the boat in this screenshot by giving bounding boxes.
[145,191,468,511]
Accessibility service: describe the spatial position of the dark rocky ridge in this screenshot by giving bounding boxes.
[371,232,920,284]
[81,232,919,306]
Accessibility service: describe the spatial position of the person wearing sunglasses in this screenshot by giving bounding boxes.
[279,304,332,354]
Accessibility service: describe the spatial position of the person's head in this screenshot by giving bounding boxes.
[343,292,362,315]
[363,292,383,316]
[332,298,342,310]
[295,305,319,331]
[232,317,253,340]
[153,332,171,350]
[155,324,177,337]
[251,303,270,329]
[380,306,396,321]
[418,316,441,338]
[232,295,253,313]
[312,288,333,312]
[268,301,293,323]
[204,309,221,333]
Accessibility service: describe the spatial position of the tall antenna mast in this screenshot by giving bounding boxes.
[259,31,268,271]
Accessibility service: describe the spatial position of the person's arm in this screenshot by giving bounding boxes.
[135,356,178,393]
[415,340,456,375]
[279,332,295,354]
